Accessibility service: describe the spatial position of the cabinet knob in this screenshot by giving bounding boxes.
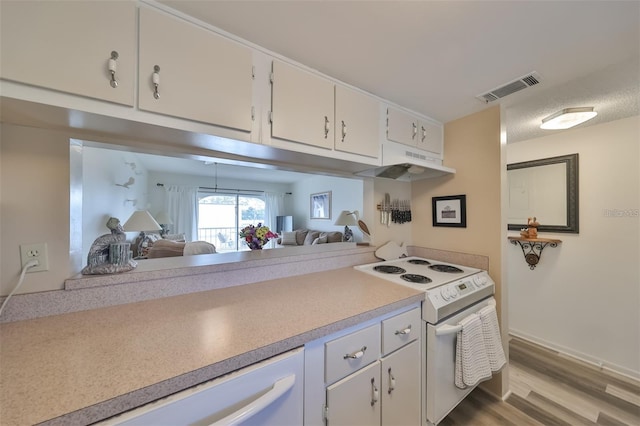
[108,51,119,89]
[152,65,161,100]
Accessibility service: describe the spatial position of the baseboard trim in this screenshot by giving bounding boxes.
[509,330,640,384]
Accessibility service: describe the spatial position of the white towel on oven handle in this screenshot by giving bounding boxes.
[455,313,492,389]
[478,304,507,372]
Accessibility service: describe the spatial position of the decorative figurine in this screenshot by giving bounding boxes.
[527,217,540,238]
[81,217,137,275]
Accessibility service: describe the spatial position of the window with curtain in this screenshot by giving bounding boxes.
[197,192,269,252]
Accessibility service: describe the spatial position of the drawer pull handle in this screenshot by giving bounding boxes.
[388,367,396,394]
[395,325,412,335]
[371,377,379,406]
[343,346,367,360]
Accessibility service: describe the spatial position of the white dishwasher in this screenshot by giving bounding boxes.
[102,348,304,426]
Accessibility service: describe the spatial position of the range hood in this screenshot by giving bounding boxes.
[355,141,455,181]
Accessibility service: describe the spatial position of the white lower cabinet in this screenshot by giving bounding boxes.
[381,341,421,425]
[308,306,422,426]
[326,341,420,426]
[326,360,381,425]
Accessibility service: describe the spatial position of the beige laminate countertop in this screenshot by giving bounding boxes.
[0,267,423,425]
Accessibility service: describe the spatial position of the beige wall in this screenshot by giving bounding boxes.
[412,106,504,394]
[1,123,72,294]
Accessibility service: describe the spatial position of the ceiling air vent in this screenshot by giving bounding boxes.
[477,71,542,103]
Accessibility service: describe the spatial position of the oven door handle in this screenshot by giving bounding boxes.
[434,324,462,336]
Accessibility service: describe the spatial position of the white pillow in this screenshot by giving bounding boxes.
[280,231,298,245]
[312,235,328,245]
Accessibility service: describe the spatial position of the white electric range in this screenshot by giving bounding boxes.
[355,256,497,425]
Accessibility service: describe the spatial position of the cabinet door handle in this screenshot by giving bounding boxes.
[324,116,330,139]
[395,325,412,335]
[421,125,427,142]
[152,65,161,100]
[108,51,119,88]
[371,378,379,406]
[341,120,347,142]
[412,122,417,140]
[388,367,396,394]
[343,346,367,359]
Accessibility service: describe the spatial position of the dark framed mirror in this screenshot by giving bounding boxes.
[507,153,579,233]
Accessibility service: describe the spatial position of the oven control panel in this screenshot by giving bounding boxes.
[424,271,495,324]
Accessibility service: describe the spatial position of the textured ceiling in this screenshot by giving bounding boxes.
[159,0,639,143]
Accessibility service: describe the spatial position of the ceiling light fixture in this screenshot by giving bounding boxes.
[540,107,597,130]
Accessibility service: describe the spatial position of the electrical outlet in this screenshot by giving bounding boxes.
[20,243,49,272]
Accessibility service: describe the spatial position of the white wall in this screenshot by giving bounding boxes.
[507,115,639,379]
[291,175,364,238]
[82,146,150,263]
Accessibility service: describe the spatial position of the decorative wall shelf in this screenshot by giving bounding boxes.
[508,237,561,270]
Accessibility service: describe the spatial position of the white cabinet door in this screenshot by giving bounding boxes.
[138,7,252,131]
[386,107,418,147]
[417,119,444,156]
[335,86,380,158]
[381,341,421,426]
[271,60,334,149]
[326,361,381,426]
[1,1,136,106]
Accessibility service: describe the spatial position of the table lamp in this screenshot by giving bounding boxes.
[123,210,162,257]
[154,211,173,237]
[334,210,358,242]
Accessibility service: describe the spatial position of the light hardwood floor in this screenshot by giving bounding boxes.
[440,336,640,426]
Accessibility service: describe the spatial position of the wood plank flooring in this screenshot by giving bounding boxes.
[440,336,640,426]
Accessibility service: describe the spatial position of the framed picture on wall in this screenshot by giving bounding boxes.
[432,194,467,227]
[310,191,331,219]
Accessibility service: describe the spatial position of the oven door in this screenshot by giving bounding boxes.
[425,297,495,425]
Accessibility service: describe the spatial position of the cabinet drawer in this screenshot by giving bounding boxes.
[381,307,421,355]
[325,323,380,385]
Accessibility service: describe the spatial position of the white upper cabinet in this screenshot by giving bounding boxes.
[138,7,253,132]
[271,60,334,149]
[0,1,136,106]
[387,106,444,157]
[334,85,380,158]
[417,118,444,156]
[387,107,419,147]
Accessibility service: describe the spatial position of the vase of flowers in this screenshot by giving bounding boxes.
[239,223,278,250]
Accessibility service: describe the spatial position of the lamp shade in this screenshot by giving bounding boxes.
[123,210,161,232]
[154,211,173,225]
[334,210,358,226]
[540,107,597,130]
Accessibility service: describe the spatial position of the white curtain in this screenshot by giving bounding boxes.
[264,192,284,231]
[165,185,198,242]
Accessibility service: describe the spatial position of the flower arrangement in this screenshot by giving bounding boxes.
[239,223,278,250]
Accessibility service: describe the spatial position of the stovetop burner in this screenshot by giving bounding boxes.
[400,274,432,284]
[407,259,431,265]
[429,264,464,273]
[374,265,406,274]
